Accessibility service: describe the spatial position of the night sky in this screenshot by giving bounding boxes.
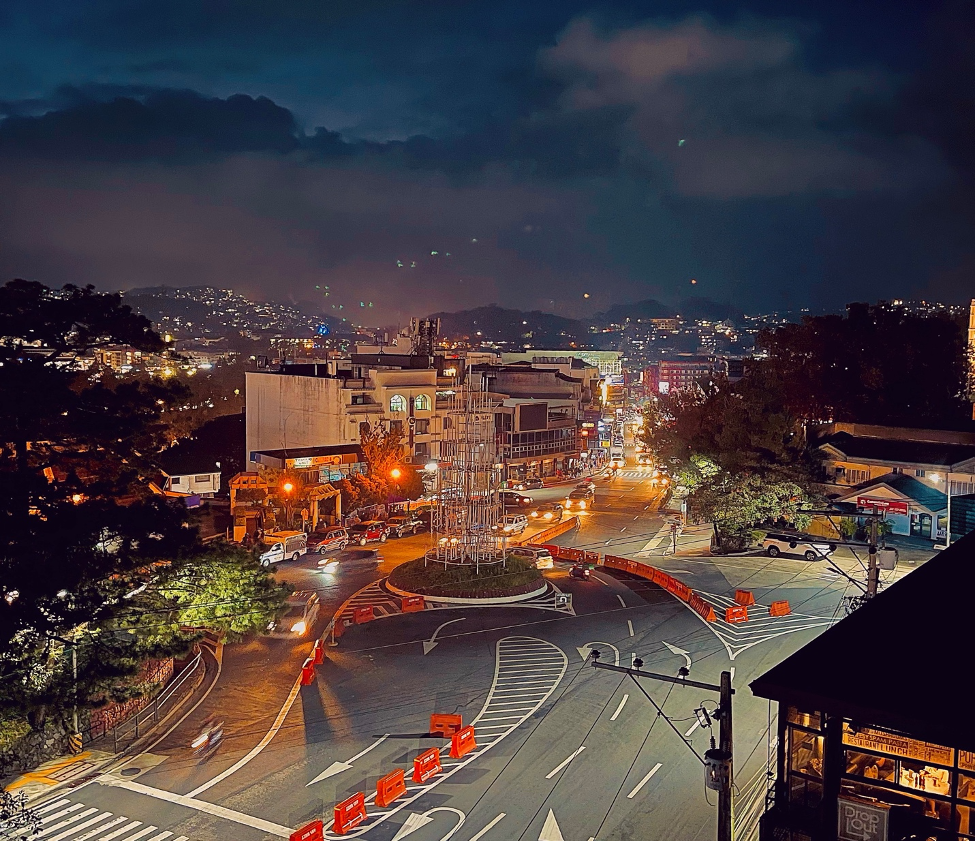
[0,0,971,321]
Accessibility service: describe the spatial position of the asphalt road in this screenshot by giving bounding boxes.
[35,452,917,841]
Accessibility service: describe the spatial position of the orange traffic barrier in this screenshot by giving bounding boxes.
[449,726,477,759]
[311,640,324,665]
[688,594,717,622]
[332,793,367,835]
[375,769,407,808]
[725,605,749,624]
[300,657,316,686]
[769,600,791,617]
[412,747,442,784]
[430,714,463,737]
[332,618,346,639]
[585,552,600,565]
[734,590,755,607]
[353,605,374,624]
[401,595,425,613]
[290,819,323,841]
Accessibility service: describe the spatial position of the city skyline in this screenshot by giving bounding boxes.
[0,0,972,321]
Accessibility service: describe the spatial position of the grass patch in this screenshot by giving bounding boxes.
[388,555,543,599]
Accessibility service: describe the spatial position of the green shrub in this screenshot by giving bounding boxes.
[388,556,543,598]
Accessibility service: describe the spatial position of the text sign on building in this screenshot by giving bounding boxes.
[290,454,347,469]
[842,724,953,766]
[837,797,888,841]
[856,496,909,516]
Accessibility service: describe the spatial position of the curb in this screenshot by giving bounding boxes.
[384,578,549,606]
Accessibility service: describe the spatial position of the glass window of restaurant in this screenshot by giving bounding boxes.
[840,722,973,840]
[785,706,825,814]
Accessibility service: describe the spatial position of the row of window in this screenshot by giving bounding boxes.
[389,394,431,413]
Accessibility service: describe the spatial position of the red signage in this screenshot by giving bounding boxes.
[856,497,908,516]
[290,820,324,841]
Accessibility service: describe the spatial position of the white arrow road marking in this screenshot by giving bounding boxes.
[467,813,506,841]
[538,809,565,841]
[423,617,466,655]
[663,641,692,670]
[307,735,389,786]
[576,642,620,667]
[610,694,629,721]
[627,762,662,798]
[627,620,634,637]
[392,807,466,841]
[545,746,586,779]
[616,594,627,608]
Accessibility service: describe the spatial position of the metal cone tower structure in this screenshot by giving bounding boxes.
[426,375,505,568]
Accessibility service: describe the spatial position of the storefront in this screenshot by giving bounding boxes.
[834,475,947,541]
[752,532,974,841]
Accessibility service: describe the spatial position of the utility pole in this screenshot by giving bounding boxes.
[866,509,880,598]
[590,656,733,841]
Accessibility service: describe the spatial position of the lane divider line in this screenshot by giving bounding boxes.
[467,813,506,841]
[545,747,586,779]
[610,694,629,722]
[627,762,662,799]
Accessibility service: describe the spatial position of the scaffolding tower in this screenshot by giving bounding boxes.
[426,377,506,569]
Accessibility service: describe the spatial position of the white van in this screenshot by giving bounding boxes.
[493,514,528,536]
[258,531,308,567]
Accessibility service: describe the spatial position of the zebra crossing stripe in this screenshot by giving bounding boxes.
[45,812,116,841]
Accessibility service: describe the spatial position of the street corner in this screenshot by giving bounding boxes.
[99,752,170,784]
[3,748,114,799]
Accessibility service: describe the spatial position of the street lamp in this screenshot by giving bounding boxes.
[390,467,402,480]
[281,481,294,528]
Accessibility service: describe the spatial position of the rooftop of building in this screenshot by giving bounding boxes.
[833,471,952,513]
[750,531,974,748]
[818,431,975,469]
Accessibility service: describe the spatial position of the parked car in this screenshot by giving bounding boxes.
[267,591,320,638]
[511,477,544,490]
[348,520,389,545]
[318,548,383,574]
[565,488,595,510]
[492,514,529,536]
[306,526,349,555]
[386,514,424,537]
[762,532,836,561]
[569,564,593,580]
[499,490,533,510]
[258,531,308,567]
[530,502,565,523]
[509,546,555,569]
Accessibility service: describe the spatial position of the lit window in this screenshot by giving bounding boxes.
[389,394,407,413]
[414,394,431,411]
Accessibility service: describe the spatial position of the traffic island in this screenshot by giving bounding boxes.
[386,556,545,602]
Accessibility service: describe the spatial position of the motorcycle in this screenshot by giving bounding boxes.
[191,719,224,757]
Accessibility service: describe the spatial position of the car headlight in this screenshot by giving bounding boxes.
[564,502,572,509]
[579,501,586,509]
[290,620,307,635]
[321,561,339,573]
[543,512,553,520]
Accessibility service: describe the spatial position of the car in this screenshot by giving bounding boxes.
[348,520,389,545]
[498,490,533,510]
[257,531,308,567]
[318,547,383,574]
[530,502,564,523]
[575,479,597,492]
[306,526,349,555]
[386,514,424,537]
[511,477,544,490]
[492,514,529,536]
[636,453,654,466]
[565,488,595,510]
[762,532,836,561]
[508,546,555,569]
[267,591,320,638]
[569,564,592,580]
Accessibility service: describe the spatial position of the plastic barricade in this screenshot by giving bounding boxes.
[290,819,324,841]
[332,793,367,835]
[449,725,477,759]
[353,605,375,624]
[300,657,316,686]
[430,713,463,737]
[412,747,442,784]
[311,640,324,665]
[401,595,425,613]
[769,600,791,617]
[688,594,717,622]
[734,590,756,607]
[584,552,599,566]
[725,605,749,624]
[375,769,407,808]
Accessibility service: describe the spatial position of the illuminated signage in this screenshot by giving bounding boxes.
[855,497,908,516]
[842,724,953,766]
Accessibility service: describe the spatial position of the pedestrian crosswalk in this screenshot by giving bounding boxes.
[30,798,193,841]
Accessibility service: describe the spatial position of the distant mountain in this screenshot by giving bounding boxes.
[429,305,586,347]
[679,296,744,324]
[592,299,673,325]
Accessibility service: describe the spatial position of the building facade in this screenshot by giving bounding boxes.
[495,398,581,480]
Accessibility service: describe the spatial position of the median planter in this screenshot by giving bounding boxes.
[387,557,543,600]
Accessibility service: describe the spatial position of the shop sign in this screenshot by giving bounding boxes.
[842,725,953,766]
[290,454,348,469]
[856,496,908,516]
[838,797,888,841]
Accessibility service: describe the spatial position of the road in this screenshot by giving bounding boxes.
[29,456,925,841]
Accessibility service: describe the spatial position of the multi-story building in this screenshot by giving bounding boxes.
[495,398,580,480]
[644,355,723,396]
[95,345,143,372]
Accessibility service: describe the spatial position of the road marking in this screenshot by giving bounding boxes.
[631,652,637,667]
[576,642,620,667]
[731,667,735,680]
[610,694,629,721]
[98,820,143,840]
[538,809,565,841]
[35,805,92,835]
[36,799,72,815]
[546,746,586,779]
[616,594,627,608]
[307,735,389,785]
[663,641,692,670]
[627,762,662,798]
[187,671,303,797]
[45,813,114,841]
[100,779,292,837]
[604,540,612,545]
[392,807,465,841]
[685,722,700,738]
[467,813,506,840]
[627,620,634,637]
[423,617,467,655]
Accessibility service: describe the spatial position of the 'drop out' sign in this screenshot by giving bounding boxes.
[837,798,888,841]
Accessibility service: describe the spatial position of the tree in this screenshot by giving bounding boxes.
[0,280,282,729]
[337,420,423,511]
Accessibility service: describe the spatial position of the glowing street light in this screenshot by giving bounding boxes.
[390,468,402,480]
[282,482,294,494]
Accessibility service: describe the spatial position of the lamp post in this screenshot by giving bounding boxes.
[281,481,294,528]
